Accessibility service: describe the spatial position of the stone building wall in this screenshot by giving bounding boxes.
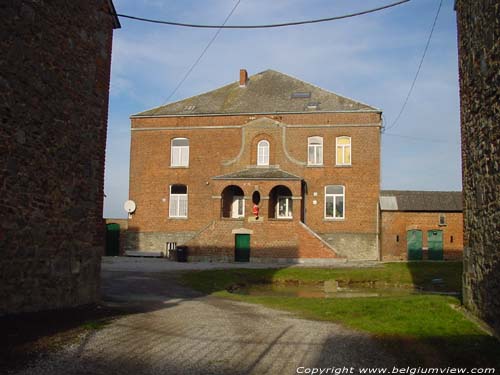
[455,0,500,336]
[0,1,119,315]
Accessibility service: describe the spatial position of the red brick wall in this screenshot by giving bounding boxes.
[380,211,464,260]
[128,111,381,259]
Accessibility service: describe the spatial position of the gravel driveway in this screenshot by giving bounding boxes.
[14,259,395,375]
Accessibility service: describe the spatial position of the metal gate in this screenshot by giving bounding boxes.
[427,230,443,260]
[407,229,423,260]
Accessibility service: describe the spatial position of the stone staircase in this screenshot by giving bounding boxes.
[185,219,343,262]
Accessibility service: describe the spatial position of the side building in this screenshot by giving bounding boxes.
[455,0,500,336]
[126,69,382,262]
[0,1,120,314]
[379,191,463,261]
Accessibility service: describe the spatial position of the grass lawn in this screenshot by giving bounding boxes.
[182,262,500,368]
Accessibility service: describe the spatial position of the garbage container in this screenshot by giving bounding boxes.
[177,246,188,262]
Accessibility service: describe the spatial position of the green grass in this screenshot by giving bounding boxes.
[183,262,463,294]
[181,262,500,367]
[81,320,111,331]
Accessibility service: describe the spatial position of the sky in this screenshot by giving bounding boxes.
[104,0,461,218]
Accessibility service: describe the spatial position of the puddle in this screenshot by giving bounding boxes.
[228,282,459,299]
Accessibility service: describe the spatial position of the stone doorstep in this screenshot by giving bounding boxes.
[125,250,165,258]
[188,255,347,265]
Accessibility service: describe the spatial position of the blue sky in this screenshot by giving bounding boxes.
[104,0,461,218]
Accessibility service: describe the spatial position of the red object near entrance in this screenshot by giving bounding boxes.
[252,204,259,218]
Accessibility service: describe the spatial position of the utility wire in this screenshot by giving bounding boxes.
[385,0,442,132]
[383,132,457,144]
[112,0,410,29]
[163,0,241,104]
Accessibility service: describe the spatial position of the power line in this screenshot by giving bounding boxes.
[112,0,410,29]
[383,132,458,145]
[385,0,443,132]
[164,0,241,104]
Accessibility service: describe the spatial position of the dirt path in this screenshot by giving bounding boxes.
[13,268,396,375]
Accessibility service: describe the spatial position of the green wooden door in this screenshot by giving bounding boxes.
[235,234,250,262]
[428,230,443,260]
[106,223,120,256]
[407,230,423,260]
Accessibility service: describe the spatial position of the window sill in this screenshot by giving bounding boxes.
[438,224,447,227]
[221,217,245,221]
[323,218,345,222]
[169,217,188,220]
[306,165,324,168]
[269,217,293,221]
[170,166,189,169]
[335,165,352,168]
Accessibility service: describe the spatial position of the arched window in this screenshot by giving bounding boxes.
[336,136,351,166]
[308,136,323,165]
[257,140,269,166]
[325,185,344,219]
[221,185,245,219]
[269,185,293,219]
[171,138,189,167]
[169,184,188,218]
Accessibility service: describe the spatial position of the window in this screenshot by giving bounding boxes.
[257,140,269,166]
[325,185,345,219]
[277,196,292,218]
[336,136,351,166]
[232,196,245,218]
[439,214,446,226]
[171,138,189,167]
[308,136,323,165]
[169,184,187,218]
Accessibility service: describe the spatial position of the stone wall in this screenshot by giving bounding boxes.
[0,1,119,315]
[455,0,500,336]
[320,233,378,260]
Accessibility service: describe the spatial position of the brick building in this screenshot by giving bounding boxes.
[127,69,382,262]
[0,1,119,314]
[455,0,500,336]
[379,191,463,261]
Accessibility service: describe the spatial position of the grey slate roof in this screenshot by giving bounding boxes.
[213,167,301,180]
[133,70,379,117]
[380,190,463,212]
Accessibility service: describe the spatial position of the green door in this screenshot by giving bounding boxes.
[105,223,120,256]
[235,234,250,262]
[428,230,443,260]
[407,230,423,260]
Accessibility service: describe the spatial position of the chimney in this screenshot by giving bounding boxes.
[239,69,248,87]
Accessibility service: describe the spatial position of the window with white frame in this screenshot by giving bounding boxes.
[257,140,269,166]
[277,196,293,218]
[232,196,245,218]
[336,136,351,166]
[439,213,446,226]
[171,138,189,167]
[169,184,188,218]
[308,136,323,165]
[325,185,345,219]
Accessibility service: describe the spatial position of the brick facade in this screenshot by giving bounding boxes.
[456,0,500,336]
[380,211,464,261]
[0,1,119,314]
[127,73,382,261]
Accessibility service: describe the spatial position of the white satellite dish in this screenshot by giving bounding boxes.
[124,200,136,214]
